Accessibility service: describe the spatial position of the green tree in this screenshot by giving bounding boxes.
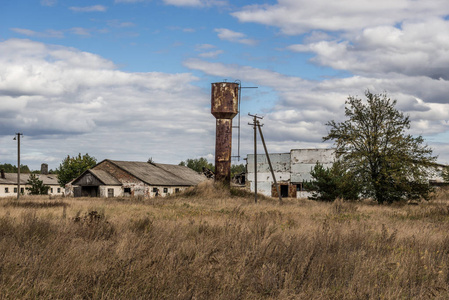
[0,163,30,173]
[25,173,50,195]
[231,164,245,177]
[179,158,214,173]
[443,167,449,182]
[307,161,361,201]
[57,153,97,187]
[324,91,437,204]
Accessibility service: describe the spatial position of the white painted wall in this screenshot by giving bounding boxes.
[0,184,63,197]
[246,149,336,197]
[290,149,335,183]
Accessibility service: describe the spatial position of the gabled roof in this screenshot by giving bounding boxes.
[89,169,122,185]
[100,160,206,186]
[72,169,122,186]
[0,173,59,185]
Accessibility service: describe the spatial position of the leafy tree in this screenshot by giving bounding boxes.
[443,167,449,182]
[324,91,437,204]
[231,164,245,177]
[307,161,361,201]
[0,163,31,173]
[25,174,50,195]
[57,153,97,187]
[179,158,214,173]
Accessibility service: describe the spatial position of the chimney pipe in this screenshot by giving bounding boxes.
[211,82,239,185]
[41,163,48,175]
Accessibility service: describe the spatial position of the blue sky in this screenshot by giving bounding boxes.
[1,0,449,170]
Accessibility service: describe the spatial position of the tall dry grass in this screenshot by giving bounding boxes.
[1,183,449,299]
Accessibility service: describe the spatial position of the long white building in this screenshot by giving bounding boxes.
[246,149,335,198]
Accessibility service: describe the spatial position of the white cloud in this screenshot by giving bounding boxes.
[214,28,257,45]
[232,0,449,35]
[289,18,449,80]
[198,50,224,58]
[11,28,64,38]
[0,39,216,169]
[69,5,107,12]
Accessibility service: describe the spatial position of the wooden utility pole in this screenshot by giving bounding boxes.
[15,133,23,200]
[248,113,263,203]
[256,121,283,205]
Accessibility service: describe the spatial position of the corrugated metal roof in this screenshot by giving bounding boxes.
[0,173,59,185]
[89,169,122,185]
[105,160,206,186]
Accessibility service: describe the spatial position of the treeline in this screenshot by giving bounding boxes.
[178,157,245,177]
[0,163,59,174]
[0,163,31,173]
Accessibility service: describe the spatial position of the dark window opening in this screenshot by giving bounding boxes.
[51,188,53,193]
[163,188,168,193]
[57,188,61,193]
[5,187,8,193]
[152,187,158,193]
[175,188,180,193]
[14,187,17,193]
[280,185,289,198]
[296,184,302,191]
[124,187,131,194]
[108,188,114,198]
[20,188,24,194]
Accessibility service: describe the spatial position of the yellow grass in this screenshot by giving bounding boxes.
[1,182,449,299]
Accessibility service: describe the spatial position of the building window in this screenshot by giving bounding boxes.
[57,188,61,193]
[20,188,24,194]
[152,187,158,193]
[108,188,114,198]
[124,187,131,194]
[163,187,168,193]
[51,188,53,193]
[5,187,8,193]
[14,187,17,193]
[175,188,180,193]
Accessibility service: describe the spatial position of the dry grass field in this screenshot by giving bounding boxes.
[1,181,449,299]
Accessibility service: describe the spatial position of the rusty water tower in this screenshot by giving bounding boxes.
[211,82,239,185]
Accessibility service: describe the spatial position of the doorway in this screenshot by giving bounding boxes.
[280,185,289,198]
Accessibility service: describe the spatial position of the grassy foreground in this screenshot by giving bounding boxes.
[1,182,449,299]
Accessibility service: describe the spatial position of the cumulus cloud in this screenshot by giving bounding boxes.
[0,39,216,169]
[232,0,449,35]
[289,18,449,80]
[214,28,257,45]
[69,5,107,12]
[11,28,64,38]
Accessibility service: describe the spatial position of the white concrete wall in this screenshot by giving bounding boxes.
[148,186,188,197]
[0,185,24,197]
[99,186,123,198]
[290,149,335,183]
[0,184,63,197]
[247,153,291,195]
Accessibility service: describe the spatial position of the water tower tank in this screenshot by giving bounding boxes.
[211,82,239,184]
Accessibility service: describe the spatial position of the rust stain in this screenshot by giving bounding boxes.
[211,82,239,184]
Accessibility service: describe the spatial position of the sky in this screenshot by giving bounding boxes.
[1,0,449,171]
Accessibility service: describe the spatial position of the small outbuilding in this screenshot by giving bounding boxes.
[69,159,206,198]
